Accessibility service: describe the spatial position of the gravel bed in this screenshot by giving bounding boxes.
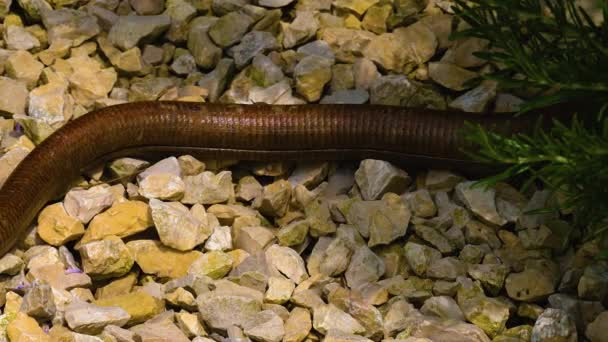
[0,1,606,342]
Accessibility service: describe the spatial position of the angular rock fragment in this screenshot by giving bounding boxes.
[355,159,411,200]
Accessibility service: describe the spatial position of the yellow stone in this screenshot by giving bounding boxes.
[227,249,251,267]
[7,312,51,342]
[344,14,362,29]
[126,240,202,278]
[95,291,165,325]
[4,292,22,316]
[95,273,137,299]
[6,136,35,152]
[80,201,153,244]
[188,251,233,279]
[37,202,85,246]
[47,325,76,341]
[334,0,380,16]
[177,95,205,102]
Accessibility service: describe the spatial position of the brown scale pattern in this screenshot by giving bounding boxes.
[0,101,564,256]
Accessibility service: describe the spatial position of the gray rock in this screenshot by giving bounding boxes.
[532,308,577,342]
[265,244,308,284]
[426,257,467,281]
[0,0,11,19]
[468,263,509,296]
[425,170,464,192]
[188,250,233,279]
[506,268,555,302]
[204,225,233,251]
[318,236,352,277]
[130,0,165,15]
[130,315,190,342]
[87,5,119,31]
[249,80,292,104]
[459,294,510,338]
[253,179,292,217]
[548,293,604,335]
[0,253,23,275]
[313,304,365,335]
[283,307,311,342]
[428,62,478,91]
[464,220,501,249]
[182,170,233,205]
[265,277,295,304]
[219,66,256,104]
[109,15,171,50]
[518,190,557,229]
[404,242,442,277]
[149,199,212,251]
[196,284,262,330]
[361,4,392,34]
[16,0,52,20]
[558,268,584,294]
[78,236,134,279]
[41,8,101,47]
[369,75,415,106]
[0,76,28,115]
[170,52,197,75]
[27,81,73,128]
[287,162,328,189]
[65,301,131,335]
[250,54,285,86]
[325,329,374,342]
[455,181,507,227]
[320,89,369,104]
[20,282,56,320]
[103,324,139,342]
[242,310,285,342]
[345,246,384,289]
[391,21,438,65]
[294,55,333,102]
[494,93,525,113]
[163,0,198,43]
[387,302,491,341]
[414,225,455,254]
[449,81,497,113]
[441,37,489,68]
[283,11,319,49]
[209,12,255,48]
[405,189,437,218]
[231,31,279,69]
[198,58,236,102]
[211,0,248,15]
[64,185,114,224]
[296,40,335,64]
[236,175,263,202]
[129,77,175,102]
[258,0,294,7]
[353,58,380,90]
[3,25,40,51]
[578,262,608,301]
[5,50,43,90]
[277,220,309,247]
[363,194,410,247]
[355,159,410,200]
[330,63,354,92]
[421,296,465,321]
[187,16,222,70]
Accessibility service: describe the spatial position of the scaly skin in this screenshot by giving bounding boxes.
[0,101,564,256]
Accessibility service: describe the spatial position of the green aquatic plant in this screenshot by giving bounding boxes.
[451,0,608,248]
